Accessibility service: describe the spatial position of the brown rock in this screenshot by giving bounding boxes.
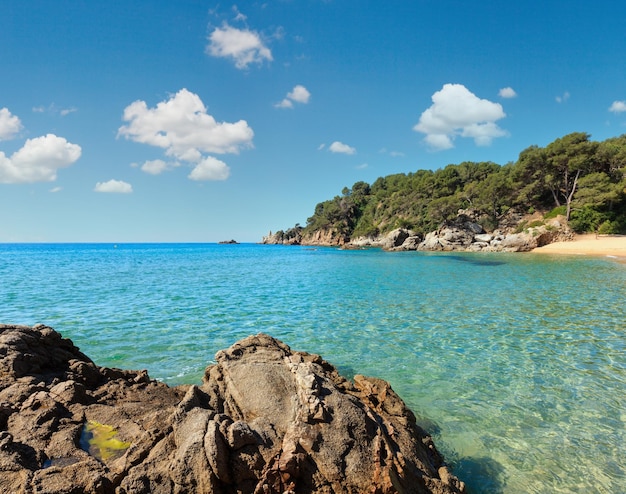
[0,324,464,493]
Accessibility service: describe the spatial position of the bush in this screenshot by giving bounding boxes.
[569,207,605,233]
[597,221,617,235]
[544,206,567,220]
[514,220,528,233]
[395,218,415,230]
[478,216,497,232]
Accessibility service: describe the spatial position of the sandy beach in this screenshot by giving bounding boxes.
[532,234,626,258]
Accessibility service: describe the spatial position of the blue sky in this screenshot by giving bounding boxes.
[1,1,625,242]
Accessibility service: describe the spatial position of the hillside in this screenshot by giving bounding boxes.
[264,132,626,247]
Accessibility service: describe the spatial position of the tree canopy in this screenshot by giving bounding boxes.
[299,132,626,239]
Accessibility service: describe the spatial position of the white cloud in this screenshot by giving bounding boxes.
[137,159,177,175]
[499,87,517,98]
[287,85,310,104]
[275,99,293,109]
[329,141,356,155]
[118,88,254,165]
[60,107,77,117]
[49,186,62,193]
[0,108,23,141]
[30,104,77,117]
[0,134,81,183]
[232,5,247,22]
[609,100,626,113]
[275,84,311,109]
[207,23,272,69]
[556,91,570,103]
[413,83,508,151]
[94,179,133,193]
[188,156,230,181]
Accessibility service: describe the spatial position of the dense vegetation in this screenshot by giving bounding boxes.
[294,132,626,240]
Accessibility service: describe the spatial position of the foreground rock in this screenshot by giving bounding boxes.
[0,324,464,494]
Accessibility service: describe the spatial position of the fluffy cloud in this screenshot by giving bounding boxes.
[188,156,230,181]
[0,134,81,183]
[119,89,253,158]
[275,85,311,109]
[119,89,253,181]
[207,23,272,69]
[413,84,508,150]
[0,108,23,141]
[499,87,517,98]
[609,100,626,113]
[329,141,356,155]
[287,85,311,104]
[136,159,177,175]
[94,179,133,193]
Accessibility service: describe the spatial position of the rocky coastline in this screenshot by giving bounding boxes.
[261,210,574,253]
[0,324,464,493]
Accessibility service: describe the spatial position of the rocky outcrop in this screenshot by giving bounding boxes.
[262,228,304,245]
[413,213,573,253]
[0,324,464,494]
[347,229,423,251]
[301,228,348,246]
[264,209,574,253]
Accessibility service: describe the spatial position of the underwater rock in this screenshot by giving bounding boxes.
[0,324,464,493]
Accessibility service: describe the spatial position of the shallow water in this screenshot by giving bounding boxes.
[1,243,625,493]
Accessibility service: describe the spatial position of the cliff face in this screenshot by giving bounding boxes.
[262,227,347,246]
[0,324,465,494]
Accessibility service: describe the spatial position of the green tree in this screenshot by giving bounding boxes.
[473,166,513,224]
[511,145,551,208]
[543,132,598,220]
[573,172,623,211]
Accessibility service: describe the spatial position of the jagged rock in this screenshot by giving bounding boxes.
[301,228,348,246]
[474,234,492,243]
[499,232,537,252]
[418,232,444,251]
[391,235,424,251]
[380,228,414,250]
[0,324,464,494]
[261,228,304,245]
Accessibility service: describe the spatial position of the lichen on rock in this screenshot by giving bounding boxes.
[80,420,131,462]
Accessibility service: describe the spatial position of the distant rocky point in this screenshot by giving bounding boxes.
[218,239,239,244]
[0,324,464,493]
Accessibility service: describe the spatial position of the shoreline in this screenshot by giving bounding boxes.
[531,234,626,259]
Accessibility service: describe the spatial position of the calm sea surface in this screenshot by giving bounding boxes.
[1,243,624,493]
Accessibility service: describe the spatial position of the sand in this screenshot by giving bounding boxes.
[532,234,626,258]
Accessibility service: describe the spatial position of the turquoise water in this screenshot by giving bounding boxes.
[1,243,625,493]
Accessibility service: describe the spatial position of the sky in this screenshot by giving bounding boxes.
[1,0,625,242]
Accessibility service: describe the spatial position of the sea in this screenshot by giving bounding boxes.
[1,243,625,493]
